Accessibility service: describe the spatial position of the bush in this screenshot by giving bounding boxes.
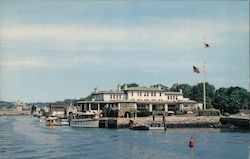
[137,110,152,117]
[175,110,184,115]
[197,108,221,116]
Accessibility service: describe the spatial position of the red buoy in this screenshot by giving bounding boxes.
[189,137,195,148]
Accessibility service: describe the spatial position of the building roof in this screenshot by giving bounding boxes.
[164,92,182,95]
[77,100,136,104]
[177,100,197,104]
[124,87,163,92]
[92,90,124,95]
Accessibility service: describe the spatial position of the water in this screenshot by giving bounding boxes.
[0,116,249,159]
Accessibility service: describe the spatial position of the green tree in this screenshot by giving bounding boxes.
[151,83,170,91]
[247,92,250,109]
[127,83,139,88]
[170,83,193,98]
[191,82,215,108]
[212,87,228,113]
[213,87,248,114]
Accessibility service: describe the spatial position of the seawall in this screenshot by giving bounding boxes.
[100,116,221,128]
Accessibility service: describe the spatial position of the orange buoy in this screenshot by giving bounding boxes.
[189,137,195,148]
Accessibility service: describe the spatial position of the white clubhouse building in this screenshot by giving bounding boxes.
[77,84,199,117]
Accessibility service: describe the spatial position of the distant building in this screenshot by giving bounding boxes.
[78,84,198,117]
[14,101,28,111]
[49,104,67,117]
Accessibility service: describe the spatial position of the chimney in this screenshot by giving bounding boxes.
[179,89,182,94]
[94,87,98,93]
[158,84,161,90]
[117,84,121,91]
[124,83,128,90]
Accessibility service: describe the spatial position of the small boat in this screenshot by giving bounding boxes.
[70,111,99,128]
[39,116,46,123]
[46,116,61,126]
[129,119,166,131]
[129,119,149,130]
[149,123,166,130]
[60,118,69,126]
[130,124,149,130]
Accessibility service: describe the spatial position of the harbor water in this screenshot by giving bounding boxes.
[0,116,249,159]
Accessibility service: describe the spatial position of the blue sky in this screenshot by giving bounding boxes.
[0,0,249,102]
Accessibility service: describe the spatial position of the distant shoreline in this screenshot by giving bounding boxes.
[0,110,31,116]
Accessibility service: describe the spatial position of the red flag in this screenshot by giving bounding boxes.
[193,65,200,74]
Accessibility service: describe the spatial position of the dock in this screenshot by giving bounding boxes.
[99,118,130,128]
[220,116,250,129]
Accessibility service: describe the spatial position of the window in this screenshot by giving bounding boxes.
[159,92,161,96]
[131,92,133,96]
[110,95,112,99]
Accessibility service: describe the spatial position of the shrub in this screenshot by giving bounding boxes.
[175,110,184,115]
[197,108,221,116]
[137,110,152,117]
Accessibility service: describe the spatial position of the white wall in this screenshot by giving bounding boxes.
[126,91,183,102]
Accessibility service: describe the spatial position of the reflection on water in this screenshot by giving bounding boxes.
[13,116,58,145]
[0,116,250,159]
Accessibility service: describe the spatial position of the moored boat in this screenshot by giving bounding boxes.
[129,119,149,130]
[149,123,166,130]
[46,116,61,126]
[70,111,99,128]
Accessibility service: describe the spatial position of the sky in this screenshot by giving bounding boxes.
[0,0,249,102]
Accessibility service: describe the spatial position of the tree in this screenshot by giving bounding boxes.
[127,83,139,88]
[170,83,193,98]
[191,82,215,108]
[213,87,228,113]
[212,87,248,114]
[151,83,170,91]
[247,92,250,109]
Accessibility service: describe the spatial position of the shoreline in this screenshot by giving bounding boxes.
[0,112,220,128]
[0,110,31,116]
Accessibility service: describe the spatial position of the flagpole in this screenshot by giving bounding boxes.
[203,48,206,110]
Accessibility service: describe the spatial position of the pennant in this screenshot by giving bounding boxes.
[204,42,210,48]
[193,65,200,74]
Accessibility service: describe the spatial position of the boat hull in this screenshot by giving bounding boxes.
[70,119,99,128]
[130,125,149,130]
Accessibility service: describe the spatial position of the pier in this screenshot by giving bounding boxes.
[99,118,130,128]
[220,116,250,129]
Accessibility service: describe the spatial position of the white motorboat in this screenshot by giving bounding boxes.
[148,123,166,130]
[70,111,99,128]
[45,116,61,126]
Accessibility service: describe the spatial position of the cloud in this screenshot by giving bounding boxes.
[1,18,248,51]
[0,55,107,69]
